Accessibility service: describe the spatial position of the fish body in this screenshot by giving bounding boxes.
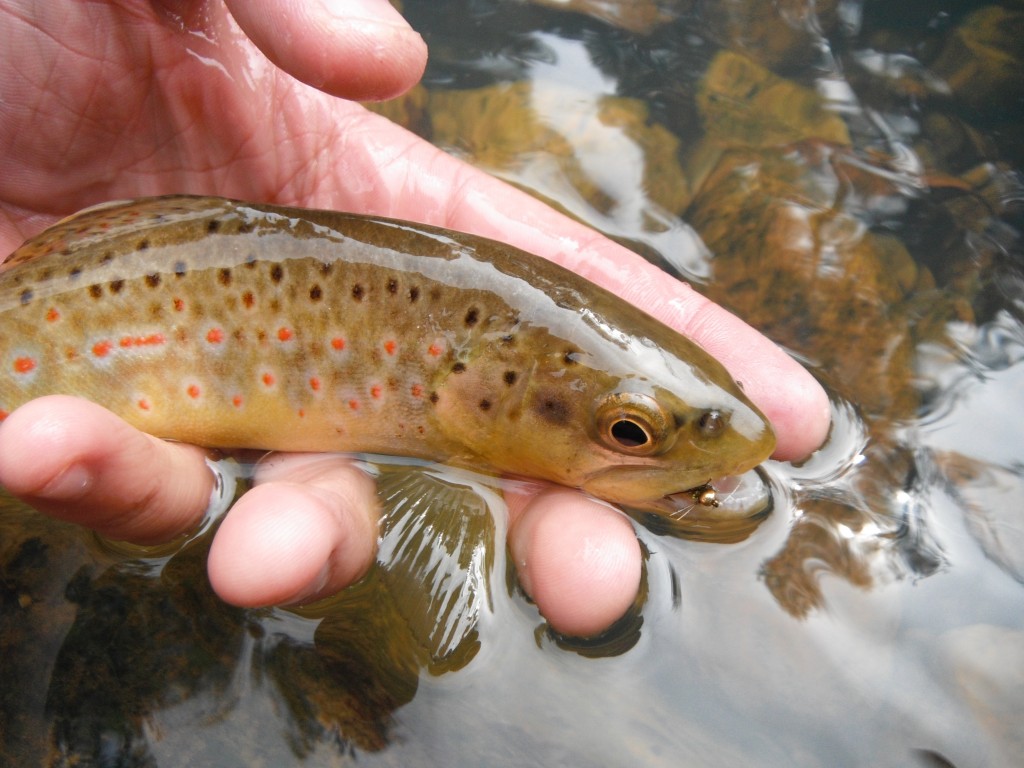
[0,196,774,510]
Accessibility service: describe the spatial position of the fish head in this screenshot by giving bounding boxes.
[575,378,776,506]
[435,331,775,510]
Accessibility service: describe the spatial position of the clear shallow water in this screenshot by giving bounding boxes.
[3,1,1024,766]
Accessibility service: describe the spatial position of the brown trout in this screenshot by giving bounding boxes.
[0,196,774,514]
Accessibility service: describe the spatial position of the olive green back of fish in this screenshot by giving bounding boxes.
[0,196,774,507]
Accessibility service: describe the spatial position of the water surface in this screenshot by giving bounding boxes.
[3,1,1023,766]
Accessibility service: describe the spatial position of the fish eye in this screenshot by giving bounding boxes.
[610,418,650,448]
[596,393,673,456]
[698,410,726,436]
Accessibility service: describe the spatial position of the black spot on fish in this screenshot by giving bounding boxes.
[218,268,232,287]
[270,264,284,284]
[173,261,187,277]
[319,262,333,276]
[535,395,571,425]
[465,307,479,327]
[207,219,221,234]
[386,278,398,294]
[452,362,466,374]
[429,391,439,404]
[309,285,322,301]
[408,286,420,303]
[352,284,364,301]
[69,267,83,281]
[479,398,492,411]
[563,350,578,365]
[138,239,150,251]
[503,370,517,386]
[109,279,124,294]
[500,334,516,345]
[89,284,103,299]
[100,251,114,265]
[19,289,32,305]
[145,273,161,288]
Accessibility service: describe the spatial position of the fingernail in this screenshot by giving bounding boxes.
[318,0,414,28]
[287,560,333,606]
[42,463,93,500]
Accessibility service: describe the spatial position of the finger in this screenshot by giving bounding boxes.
[223,0,427,100]
[207,453,379,607]
[321,121,831,461]
[507,488,642,638]
[0,395,213,544]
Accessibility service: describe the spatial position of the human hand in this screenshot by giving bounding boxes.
[0,0,829,637]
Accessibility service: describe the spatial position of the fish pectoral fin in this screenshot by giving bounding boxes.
[373,464,498,673]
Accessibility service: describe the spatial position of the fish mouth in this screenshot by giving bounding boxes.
[626,468,774,543]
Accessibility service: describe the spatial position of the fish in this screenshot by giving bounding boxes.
[0,195,775,516]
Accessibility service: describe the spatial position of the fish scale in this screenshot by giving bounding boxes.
[0,196,775,513]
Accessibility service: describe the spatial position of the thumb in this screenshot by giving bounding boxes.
[223,0,427,100]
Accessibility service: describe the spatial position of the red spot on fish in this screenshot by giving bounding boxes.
[262,372,275,387]
[277,327,293,342]
[206,328,224,344]
[187,384,201,399]
[428,343,443,356]
[137,398,151,411]
[92,340,113,357]
[173,298,185,312]
[298,409,305,418]
[232,395,243,408]
[46,308,60,323]
[411,383,423,397]
[384,339,397,355]
[371,385,382,399]
[120,334,166,348]
[13,357,35,374]
[331,337,346,351]
[309,377,321,391]
[0,410,8,421]
[242,291,255,309]
[348,399,359,410]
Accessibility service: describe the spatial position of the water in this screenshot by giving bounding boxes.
[3,1,1023,766]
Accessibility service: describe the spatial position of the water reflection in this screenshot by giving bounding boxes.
[4,0,1024,765]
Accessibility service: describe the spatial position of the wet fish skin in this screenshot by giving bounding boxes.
[0,196,775,509]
